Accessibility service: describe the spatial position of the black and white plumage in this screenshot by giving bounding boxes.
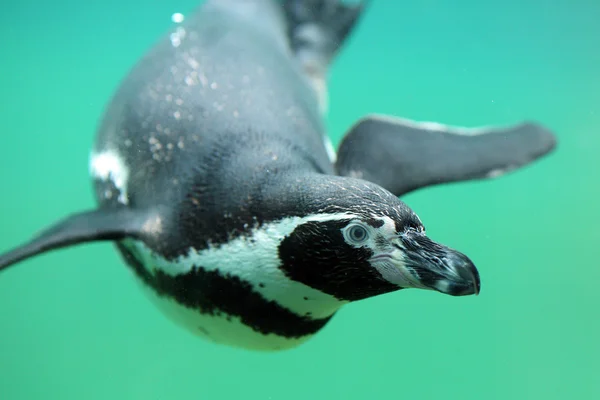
[0,0,556,351]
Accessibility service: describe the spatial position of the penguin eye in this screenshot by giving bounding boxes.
[345,223,370,245]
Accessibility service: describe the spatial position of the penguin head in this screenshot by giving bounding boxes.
[277,176,480,302]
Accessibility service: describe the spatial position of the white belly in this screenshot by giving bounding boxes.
[118,213,358,351]
[136,281,312,351]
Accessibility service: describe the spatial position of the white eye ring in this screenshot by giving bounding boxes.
[345,223,370,245]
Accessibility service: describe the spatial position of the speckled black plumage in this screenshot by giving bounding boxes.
[92,1,346,257]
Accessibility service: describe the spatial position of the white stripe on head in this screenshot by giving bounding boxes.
[129,212,358,319]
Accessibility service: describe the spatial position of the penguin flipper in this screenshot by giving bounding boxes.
[0,207,153,272]
[335,115,557,197]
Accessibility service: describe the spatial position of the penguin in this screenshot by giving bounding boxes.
[0,0,556,351]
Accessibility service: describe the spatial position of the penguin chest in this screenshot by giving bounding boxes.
[115,223,345,351]
[137,279,312,351]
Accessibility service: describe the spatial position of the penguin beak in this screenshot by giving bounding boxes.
[399,231,481,296]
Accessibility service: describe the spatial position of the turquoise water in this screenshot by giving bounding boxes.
[1,1,598,399]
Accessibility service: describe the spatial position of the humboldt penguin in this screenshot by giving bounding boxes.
[0,0,556,351]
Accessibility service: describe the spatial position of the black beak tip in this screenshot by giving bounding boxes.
[464,261,481,296]
[449,255,481,297]
[400,231,481,297]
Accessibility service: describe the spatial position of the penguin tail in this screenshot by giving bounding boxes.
[283,0,369,108]
[283,0,368,65]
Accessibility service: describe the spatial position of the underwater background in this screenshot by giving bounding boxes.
[0,0,598,399]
